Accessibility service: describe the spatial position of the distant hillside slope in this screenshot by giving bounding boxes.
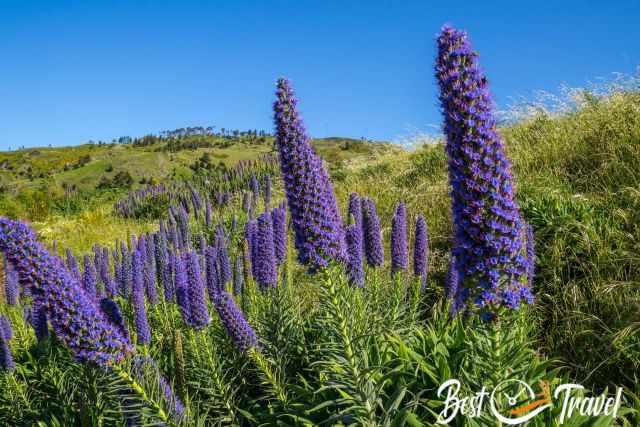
[0,135,393,189]
[0,134,397,220]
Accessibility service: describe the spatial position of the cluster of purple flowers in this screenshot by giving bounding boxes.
[413,216,429,289]
[273,78,347,272]
[390,203,408,274]
[114,183,172,219]
[0,314,14,372]
[253,212,278,289]
[0,218,134,366]
[362,198,384,267]
[3,256,19,305]
[213,291,259,351]
[435,25,533,316]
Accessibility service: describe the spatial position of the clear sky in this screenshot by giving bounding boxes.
[1,1,639,150]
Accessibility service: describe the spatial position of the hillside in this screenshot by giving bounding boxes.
[0,134,397,222]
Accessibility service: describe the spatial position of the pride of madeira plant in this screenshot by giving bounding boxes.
[0,24,636,427]
[436,25,534,319]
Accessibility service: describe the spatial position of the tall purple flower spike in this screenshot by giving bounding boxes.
[66,248,81,282]
[0,315,12,341]
[31,299,50,341]
[184,251,209,329]
[253,212,278,289]
[436,25,531,316]
[3,257,19,305]
[100,247,117,297]
[174,254,191,325]
[0,218,133,366]
[213,291,259,352]
[83,255,98,300]
[273,78,346,272]
[0,315,14,372]
[345,224,364,288]
[390,202,408,273]
[413,215,428,290]
[362,198,384,267]
[132,250,151,345]
[271,206,287,265]
[205,245,220,299]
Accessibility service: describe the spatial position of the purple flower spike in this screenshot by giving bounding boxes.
[217,238,232,286]
[390,202,408,273]
[250,174,260,201]
[0,218,133,366]
[174,255,191,324]
[84,255,101,309]
[120,249,132,299]
[445,255,459,300]
[254,212,277,290]
[66,248,81,282]
[184,251,209,329]
[242,191,252,214]
[345,224,364,288]
[271,206,287,265]
[205,246,220,299]
[31,299,49,341]
[163,250,176,302]
[273,78,346,271]
[436,25,530,315]
[145,262,158,306]
[0,328,14,372]
[132,250,151,345]
[213,291,259,352]
[100,297,130,341]
[362,198,384,267]
[413,215,429,289]
[101,247,117,298]
[3,258,19,305]
[0,315,12,341]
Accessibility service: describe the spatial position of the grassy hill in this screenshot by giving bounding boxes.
[0,134,398,251]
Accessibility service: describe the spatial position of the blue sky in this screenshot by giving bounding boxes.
[0,1,638,150]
